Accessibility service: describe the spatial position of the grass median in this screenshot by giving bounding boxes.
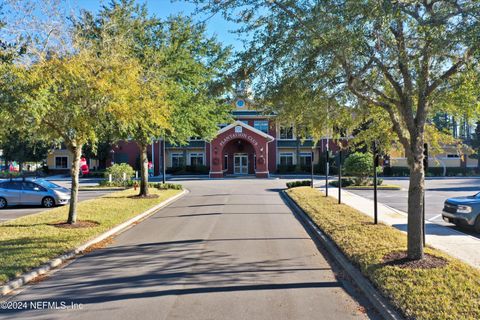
[0,188,182,284]
[287,187,480,320]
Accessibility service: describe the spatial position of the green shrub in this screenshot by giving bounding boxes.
[344,152,375,185]
[148,182,183,190]
[286,180,312,188]
[0,171,21,178]
[99,180,134,187]
[105,163,135,182]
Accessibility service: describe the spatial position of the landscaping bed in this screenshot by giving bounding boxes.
[0,188,182,284]
[286,187,480,320]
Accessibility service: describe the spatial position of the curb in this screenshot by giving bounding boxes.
[1,189,188,296]
[280,190,405,320]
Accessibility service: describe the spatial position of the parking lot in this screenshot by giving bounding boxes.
[346,177,480,237]
[0,179,114,221]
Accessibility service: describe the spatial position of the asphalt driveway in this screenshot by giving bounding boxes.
[0,179,373,320]
[346,177,480,237]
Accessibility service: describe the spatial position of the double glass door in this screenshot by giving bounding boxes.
[234,153,248,175]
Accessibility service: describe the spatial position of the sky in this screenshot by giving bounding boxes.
[71,0,245,52]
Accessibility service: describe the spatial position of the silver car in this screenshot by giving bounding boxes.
[0,179,71,209]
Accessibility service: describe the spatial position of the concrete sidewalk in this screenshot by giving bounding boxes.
[317,185,480,268]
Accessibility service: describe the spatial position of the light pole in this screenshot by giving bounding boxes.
[325,136,329,197]
[310,149,314,188]
[423,143,428,246]
[162,134,166,184]
[338,149,342,204]
[373,141,379,224]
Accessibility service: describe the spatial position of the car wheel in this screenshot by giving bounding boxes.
[474,216,480,233]
[42,196,55,208]
[0,197,7,209]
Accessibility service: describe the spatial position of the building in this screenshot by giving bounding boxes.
[109,96,337,178]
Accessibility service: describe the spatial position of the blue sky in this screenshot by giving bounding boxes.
[73,0,244,51]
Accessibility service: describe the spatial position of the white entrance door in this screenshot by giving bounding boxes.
[234,153,248,175]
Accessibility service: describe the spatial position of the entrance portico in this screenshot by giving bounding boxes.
[209,121,274,178]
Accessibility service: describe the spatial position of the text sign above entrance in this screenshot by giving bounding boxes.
[219,133,259,148]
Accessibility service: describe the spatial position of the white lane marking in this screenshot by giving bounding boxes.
[428,214,442,222]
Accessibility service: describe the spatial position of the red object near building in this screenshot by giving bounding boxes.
[80,157,89,175]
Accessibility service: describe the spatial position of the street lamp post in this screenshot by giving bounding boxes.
[338,149,342,204]
[423,143,429,246]
[310,149,314,188]
[373,141,379,224]
[162,135,166,184]
[325,137,329,197]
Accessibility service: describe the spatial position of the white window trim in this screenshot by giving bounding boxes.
[279,152,295,165]
[188,152,205,166]
[278,124,296,141]
[170,153,184,167]
[54,156,69,169]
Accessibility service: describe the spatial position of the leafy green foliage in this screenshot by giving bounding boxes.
[286,180,311,188]
[104,163,135,182]
[344,152,374,185]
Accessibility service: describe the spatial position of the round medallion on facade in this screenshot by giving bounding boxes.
[236,99,245,108]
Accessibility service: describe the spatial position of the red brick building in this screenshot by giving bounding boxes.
[107,96,340,178]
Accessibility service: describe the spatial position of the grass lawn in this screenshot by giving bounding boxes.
[0,188,181,284]
[287,187,480,320]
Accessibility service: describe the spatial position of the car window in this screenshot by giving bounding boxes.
[36,180,61,189]
[1,181,22,190]
[23,181,45,191]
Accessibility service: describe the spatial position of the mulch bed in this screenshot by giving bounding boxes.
[383,251,448,269]
[49,220,100,229]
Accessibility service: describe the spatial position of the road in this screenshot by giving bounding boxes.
[0,179,375,320]
[346,177,480,237]
[0,180,114,222]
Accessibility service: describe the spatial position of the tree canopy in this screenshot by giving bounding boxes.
[191,0,480,260]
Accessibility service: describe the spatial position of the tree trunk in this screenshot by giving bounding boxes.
[138,143,149,197]
[407,149,425,260]
[67,144,82,224]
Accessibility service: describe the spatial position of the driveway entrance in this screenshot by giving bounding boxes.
[1,179,373,320]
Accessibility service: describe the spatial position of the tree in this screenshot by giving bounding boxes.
[75,1,231,197]
[24,48,138,224]
[0,129,50,170]
[192,1,480,260]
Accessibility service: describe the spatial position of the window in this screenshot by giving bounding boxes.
[279,153,294,166]
[224,154,228,171]
[447,154,459,158]
[189,153,204,166]
[299,152,313,167]
[189,137,203,141]
[171,153,184,168]
[55,156,68,169]
[254,120,269,134]
[1,181,22,190]
[279,125,294,140]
